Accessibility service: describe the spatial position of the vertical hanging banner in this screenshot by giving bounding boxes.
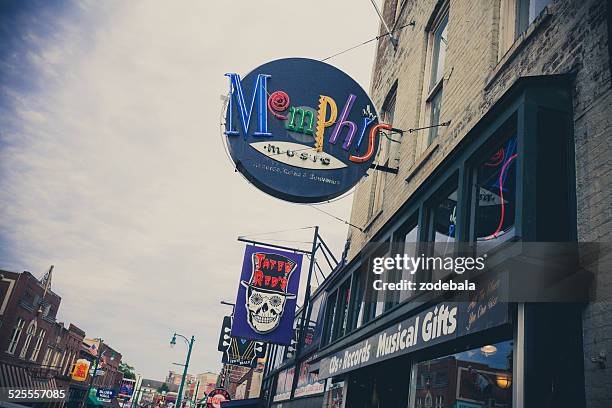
[223,57,392,203]
[217,315,267,367]
[232,245,303,345]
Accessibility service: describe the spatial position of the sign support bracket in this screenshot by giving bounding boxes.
[236,237,313,255]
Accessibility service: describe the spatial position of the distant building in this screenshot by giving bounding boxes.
[0,267,126,407]
[138,378,179,405]
[220,363,263,400]
[194,371,219,401]
[0,268,64,390]
[82,338,124,392]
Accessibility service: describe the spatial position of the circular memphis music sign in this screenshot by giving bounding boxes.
[224,57,390,203]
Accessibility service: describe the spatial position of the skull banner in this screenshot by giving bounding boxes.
[232,245,303,345]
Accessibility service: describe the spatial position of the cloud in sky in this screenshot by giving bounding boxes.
[0,0,379,378]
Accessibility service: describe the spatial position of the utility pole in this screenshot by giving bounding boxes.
[80,339,104,408]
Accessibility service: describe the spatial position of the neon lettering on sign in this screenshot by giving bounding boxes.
[225,73,272,137]
[224,58,392,203]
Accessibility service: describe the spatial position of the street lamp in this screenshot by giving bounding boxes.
[170,332,195,408]
[80,339,114,408]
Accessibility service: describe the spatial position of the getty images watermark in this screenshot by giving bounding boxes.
[371,254,487,292]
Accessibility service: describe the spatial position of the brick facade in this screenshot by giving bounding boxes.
[347,0,611,407]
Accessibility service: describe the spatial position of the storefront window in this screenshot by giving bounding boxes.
[410,340,513,408]
[475,136,517,253]
[322,379,345,408]
[273,366,295,402]
[303,294,324,352]
[295,355,325,398]
[323,290,338,345]
[332,279,351,341]
[349,265,365,331]
[431,186,458,281]
[433,188,457,251]
[399,222,419,303]
[370,242,391,319]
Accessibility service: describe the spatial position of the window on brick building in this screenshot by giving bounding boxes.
[498,0,551,57]
[42,346,53,366]
[7,317,25,354]
[30,328,46,361]
[322,277,352,345]
[425,9,448,146]
[517,0,550,33]
[19,319,37,358]
[396,218,419,304]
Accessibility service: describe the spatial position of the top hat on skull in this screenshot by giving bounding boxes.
[241,252,297,333]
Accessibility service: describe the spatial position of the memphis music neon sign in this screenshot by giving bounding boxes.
[224,58,391,203]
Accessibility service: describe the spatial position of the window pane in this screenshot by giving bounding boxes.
[323,291,338,344]
[295,355,325,397]
[517,0,551,35]
[332,280,351,340]
[529,0,550,24]
[475,136,517,253]
[429,89,443,143]
[304,294,324,351]
[431,15,448,88]
[399,224,419,303]
[274,367,295,401]
[432,188,457,281]
[411,340,513,408]
[433,189,457,251]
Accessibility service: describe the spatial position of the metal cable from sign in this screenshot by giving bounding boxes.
[238,226,316,239]
[320,22,416,62]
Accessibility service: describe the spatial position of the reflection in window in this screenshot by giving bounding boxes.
[433,188,457,254]
[411,340,513,408]
[349,265,366,331]
[333,280,351,340]
[304,294,324,350]
[430,188,458,281]
[273,367,295,402]
[323,291,338,345]
[517,0,551,35]
[393,222,419,304]
[475,136,517,253]
[322,379,345,408]
[295,355,325,397]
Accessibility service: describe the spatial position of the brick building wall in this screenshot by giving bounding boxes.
[347,0,611,407]
[0,270,62,366]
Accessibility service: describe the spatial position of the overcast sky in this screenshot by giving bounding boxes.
[0,0,379,379]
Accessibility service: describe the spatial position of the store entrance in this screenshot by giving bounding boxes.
[345,357,410,408]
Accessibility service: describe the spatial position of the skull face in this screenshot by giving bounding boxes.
[246,288,286,333]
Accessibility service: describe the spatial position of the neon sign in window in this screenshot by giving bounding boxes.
[475,136,517,252]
